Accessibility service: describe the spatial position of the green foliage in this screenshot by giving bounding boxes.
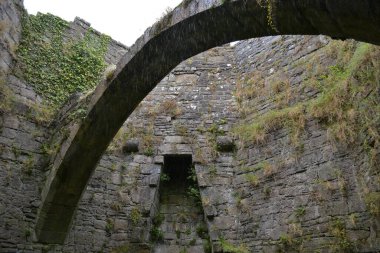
[208,123,224,136]
[154,7,173,35]
[143,147,154,156]
[279,233,294,247]
[203,239,212,253]
[150,213,164,242]
[160,173,171,182]
[209,165,217,176]
[364,192,380,216]
[130,208,141,225]
[150,226,163,242]
[152,213,165,227]
[306,42,379,150]
[0,77,14,114]
[179,248,188,253]
[257,0,278,32]
[11,146,21,158]
[277,232,304,252]
[187,186,201,202]
[26,101,54,125]
[234,41,379,161]
[174,123,188,136]
[328,218,354,252]
[110,202,121,212]
[111,244,130,253]
[41,141,60,157]
[245,174,259,187]
[295,206,306,218]
[109,124,156,154]
[187,166,202,206]
[263,186,271,198]
[158,99,182,117]
[24,228,32,239]
[105,218,114,235]
[196,224,209,239]
[16,13,110,109]
[253,161,276,177]
[68,107,87,121]
[185,228,191,235]
[22,155,35,176]
[219,238,249,253]
[141,127,155,156]
[111,244,129,253]
[234,103,305,145]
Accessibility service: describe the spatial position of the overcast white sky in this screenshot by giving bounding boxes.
[24,0,183,46]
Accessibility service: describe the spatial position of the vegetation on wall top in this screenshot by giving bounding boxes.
[15,13,110,109]
[234,41,380,161]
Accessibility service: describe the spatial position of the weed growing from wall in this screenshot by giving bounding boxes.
[219,237,249,253]
[234,41,379,159]
[328,218,354,252]
[187,166,202,207]
[0,77,14,114]
[130,207,142,225]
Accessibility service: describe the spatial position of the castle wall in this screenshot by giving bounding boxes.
[0,2,379,252]
[231,36,380,252]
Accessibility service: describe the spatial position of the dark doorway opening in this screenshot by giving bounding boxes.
[161,155,193,193]
[152,154,210,252]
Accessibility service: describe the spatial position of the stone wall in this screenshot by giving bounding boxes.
[0,2,379,253]
[0,5,132,252]
[1,3,240,251]
[59,44,240,252]
[231,36,380,252]
[0,0,22,76]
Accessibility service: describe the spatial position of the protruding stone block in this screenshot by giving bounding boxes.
[216,136,235,152]
[149,174,160,187]
[204,205,218,218]
[122,139,139,153]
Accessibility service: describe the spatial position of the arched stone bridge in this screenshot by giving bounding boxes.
[35,0,380,243]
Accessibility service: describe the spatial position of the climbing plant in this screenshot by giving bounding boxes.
[16,13,110,109]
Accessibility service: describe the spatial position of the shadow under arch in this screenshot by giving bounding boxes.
[35,0,380,243]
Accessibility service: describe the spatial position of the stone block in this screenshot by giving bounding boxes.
[153,155,164,164]
[164,136,184,144]
[141,164,161,175]
[123,139,139,153]
[216,136,235,152]
[114,219,128,231]
[197,172,209,188]
[213,216,236,230]
[149,174,159,187]
[204,205,217,218]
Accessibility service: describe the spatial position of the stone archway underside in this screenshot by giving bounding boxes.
[35,0,380,243]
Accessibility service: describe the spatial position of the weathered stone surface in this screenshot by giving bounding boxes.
[149,174,160,187]
[1,1,379,252]
[122,139,139,153]
[216,136,235,152]
[37,0,380,243]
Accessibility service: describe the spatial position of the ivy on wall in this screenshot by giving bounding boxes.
[16,13,110,109]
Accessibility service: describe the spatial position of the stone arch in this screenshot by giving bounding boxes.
[35,0,380,243]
